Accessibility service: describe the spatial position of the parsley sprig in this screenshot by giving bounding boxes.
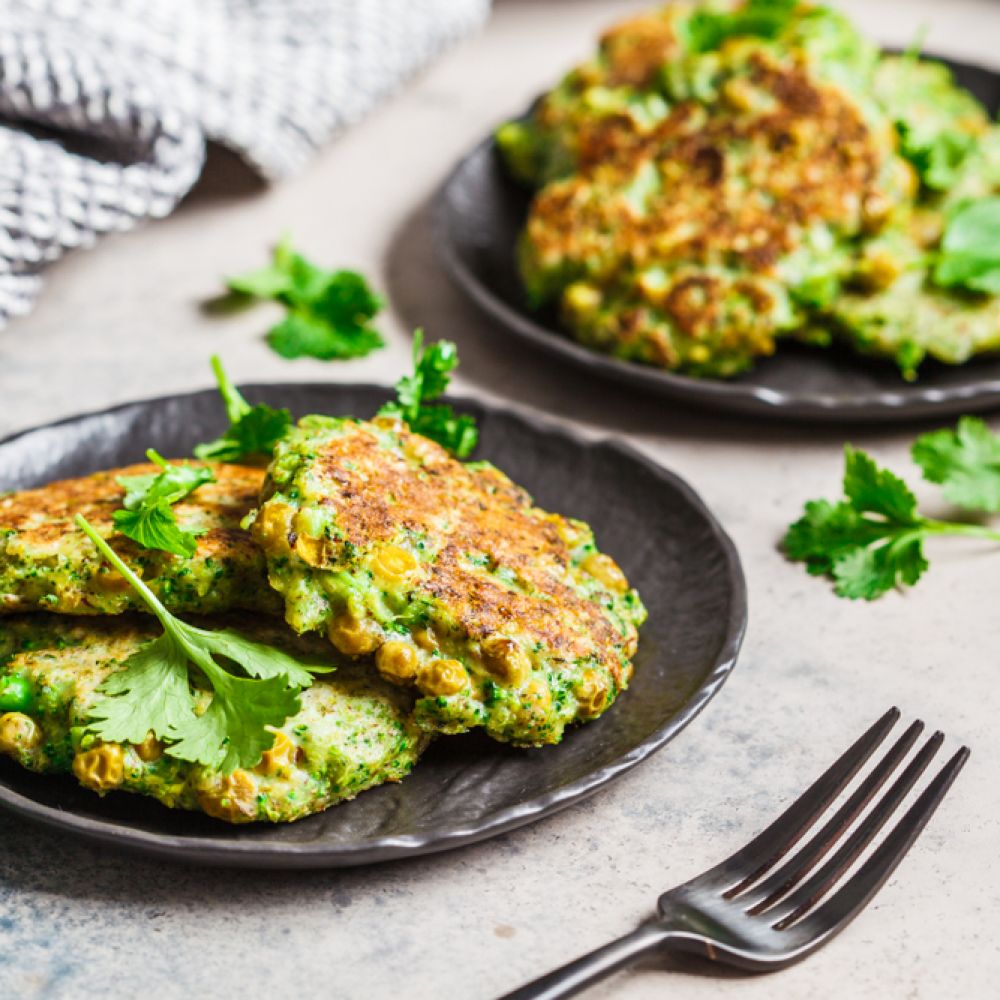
[194,356,292,463]
[113,450,215,558]
[784,418,1000,599]
[378,330,478,458]
[76,515,333,773]
[228,236,385,360]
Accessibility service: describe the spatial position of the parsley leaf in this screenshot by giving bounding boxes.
[112,450,214,557]
[194,356,292,463]
[783,442,1000,600]
[912,416,1000,512]
[932,197,1000,294]
[683,0,797,54]
[76,515,334,773]
[378,330,478,458]
[227,236,385,360]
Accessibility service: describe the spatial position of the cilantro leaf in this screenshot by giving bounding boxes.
[831,534,928,601]
[112,503,204,559]
[783,498,888,577]
[227,237,384,361]
[113,450,214,557]
[683,0,797,54]
[165,666,301,774]
[85,635,197,745]
[378,330,479,458]
[900,128,974,192]
[118,449,214,508]
[194,356,292,462]
[783,439,1000,600]
[842,446,919,524]
[912,416,1000,512]
[932,197,1000,295]
[267,311,383,361]
[76,515,335,773]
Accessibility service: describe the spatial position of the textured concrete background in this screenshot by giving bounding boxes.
[1,2,998,997]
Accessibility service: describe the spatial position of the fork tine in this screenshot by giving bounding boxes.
[740,719,924,913]
[789,746,970,941]
[719,707,900,895]
[770,731,946,929]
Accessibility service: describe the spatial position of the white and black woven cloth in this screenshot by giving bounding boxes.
[0,0,490,326]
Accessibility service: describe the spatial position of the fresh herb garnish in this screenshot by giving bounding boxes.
[227,236,384,360]
[784,423,1000,600]
[683,0,797,54]
[378,330,478,458]
[932,197,1000,294]
[911,415,1000,512]
[113,450,215,558]
[194,356,292,463]
[76,515,332,773]
[900,128,974,192]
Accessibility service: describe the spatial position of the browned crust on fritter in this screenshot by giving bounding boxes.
[598,10,681,87]
[528,53,887,276]
[297,425,630,684]
[0,462,276,615]
[0,462,260,554]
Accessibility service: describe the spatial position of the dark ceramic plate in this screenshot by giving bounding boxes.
[435,55,1000,422]
[0,385,745,868]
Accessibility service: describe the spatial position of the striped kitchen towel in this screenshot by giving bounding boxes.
[0,0,490,325]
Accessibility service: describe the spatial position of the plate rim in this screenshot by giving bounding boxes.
[0,384,747,868]
[433,52,1000,423]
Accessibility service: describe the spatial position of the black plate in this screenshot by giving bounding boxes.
[0,385,745,868]
[435,55,1000,422]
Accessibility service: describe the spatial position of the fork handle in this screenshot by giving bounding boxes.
[498,921,673,1000]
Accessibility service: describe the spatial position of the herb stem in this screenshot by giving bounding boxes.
[922,519,1000,543]
[75,515,174,630]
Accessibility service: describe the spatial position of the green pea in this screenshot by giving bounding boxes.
[0,675,33,712]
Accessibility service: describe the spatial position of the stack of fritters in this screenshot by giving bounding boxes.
[498,1,1000,378]
[0,420,645,823]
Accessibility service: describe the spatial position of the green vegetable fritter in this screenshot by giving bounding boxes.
[0,614,428,823]
[0,462,279,617]
[497,1,1000,379]
[248,414,646,747]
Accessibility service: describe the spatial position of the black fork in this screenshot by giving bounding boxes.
[500,708,969,999]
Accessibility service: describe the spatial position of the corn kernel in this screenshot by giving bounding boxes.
[413,627,439,652]
[575,670,610,718]
[404,434,443,466]
[481,635,531,687]
[134,732,163,762]
[197,770,259,823]
[375,641,420,684]
[564,282,602,317]
[327,611,382,656]
[371,544,419,583]
[294,533,330,568]
[255,730,297,776]
[417,658,469,697]
[252,501,294,554]
[582,552,629,593]
[524,678,552,712]
[0,712,41,755]
[73,744,125,792]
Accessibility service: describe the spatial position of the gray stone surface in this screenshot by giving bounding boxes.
[1,2,998,997]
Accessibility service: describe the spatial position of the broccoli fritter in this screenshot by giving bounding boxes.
[0,462,279,617]
[248,415,646,747]
[0,614,428,823]
[497,1,1000,379]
